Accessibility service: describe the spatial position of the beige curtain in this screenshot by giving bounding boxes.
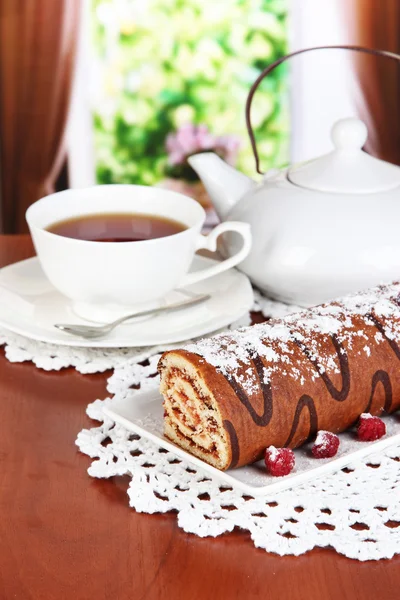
[0,0,80,233]
[347,0,400,164]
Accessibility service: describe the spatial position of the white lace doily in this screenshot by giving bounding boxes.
[77,323,400,562]
[252,289,303,319]
[77,375,400,561]
[0,327,169,373]
[8,289,400,559]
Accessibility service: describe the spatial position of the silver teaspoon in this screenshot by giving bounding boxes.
[54,294,211,340]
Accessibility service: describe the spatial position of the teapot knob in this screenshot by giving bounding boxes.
[331,118,368,151]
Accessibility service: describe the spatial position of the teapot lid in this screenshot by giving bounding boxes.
[287,118,400,194]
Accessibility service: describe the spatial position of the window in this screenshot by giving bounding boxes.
[69,0,289,188]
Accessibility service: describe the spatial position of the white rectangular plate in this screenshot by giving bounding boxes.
[103,388,400,496]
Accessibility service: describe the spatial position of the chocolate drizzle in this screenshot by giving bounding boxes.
[284,395,318,447]
[225,353,273,427]
[365,370,392,414]
[367,312,400,360]
[223,420,240,469]
[294,334,350,401]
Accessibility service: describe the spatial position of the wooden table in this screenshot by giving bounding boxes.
[1,235,399,600]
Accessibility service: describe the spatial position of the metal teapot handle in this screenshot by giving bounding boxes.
[245,45,400,175]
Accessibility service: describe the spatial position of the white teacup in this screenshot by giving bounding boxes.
[26,185,252,322]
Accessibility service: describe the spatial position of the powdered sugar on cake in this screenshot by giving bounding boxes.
[184,282,400,387]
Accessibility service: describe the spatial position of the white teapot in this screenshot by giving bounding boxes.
[189,46,400,306]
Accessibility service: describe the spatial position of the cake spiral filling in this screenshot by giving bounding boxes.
[159,356,229,470]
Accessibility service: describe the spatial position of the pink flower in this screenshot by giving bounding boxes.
[195,124,216,150]
[165,123,240,167]
[215,134,241,165]
[165,132,179,154]
[175,123,199,155]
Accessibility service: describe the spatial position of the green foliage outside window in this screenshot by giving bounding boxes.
[91,0,289,185]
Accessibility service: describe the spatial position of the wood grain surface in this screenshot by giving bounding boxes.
[0,236,399,600]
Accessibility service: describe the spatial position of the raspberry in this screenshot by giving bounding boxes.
[265,446,295,477]
[357,413,386,441]
[312,430,340,458]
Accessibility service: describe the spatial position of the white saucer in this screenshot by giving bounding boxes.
[0,256,253,348]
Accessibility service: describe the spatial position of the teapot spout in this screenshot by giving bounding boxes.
[188,152,255,220]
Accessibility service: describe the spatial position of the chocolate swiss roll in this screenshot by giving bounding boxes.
[158,283,400,470]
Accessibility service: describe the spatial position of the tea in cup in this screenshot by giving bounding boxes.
[26,185,252,321]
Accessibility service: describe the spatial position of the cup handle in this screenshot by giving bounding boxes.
[179,221,252,287]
